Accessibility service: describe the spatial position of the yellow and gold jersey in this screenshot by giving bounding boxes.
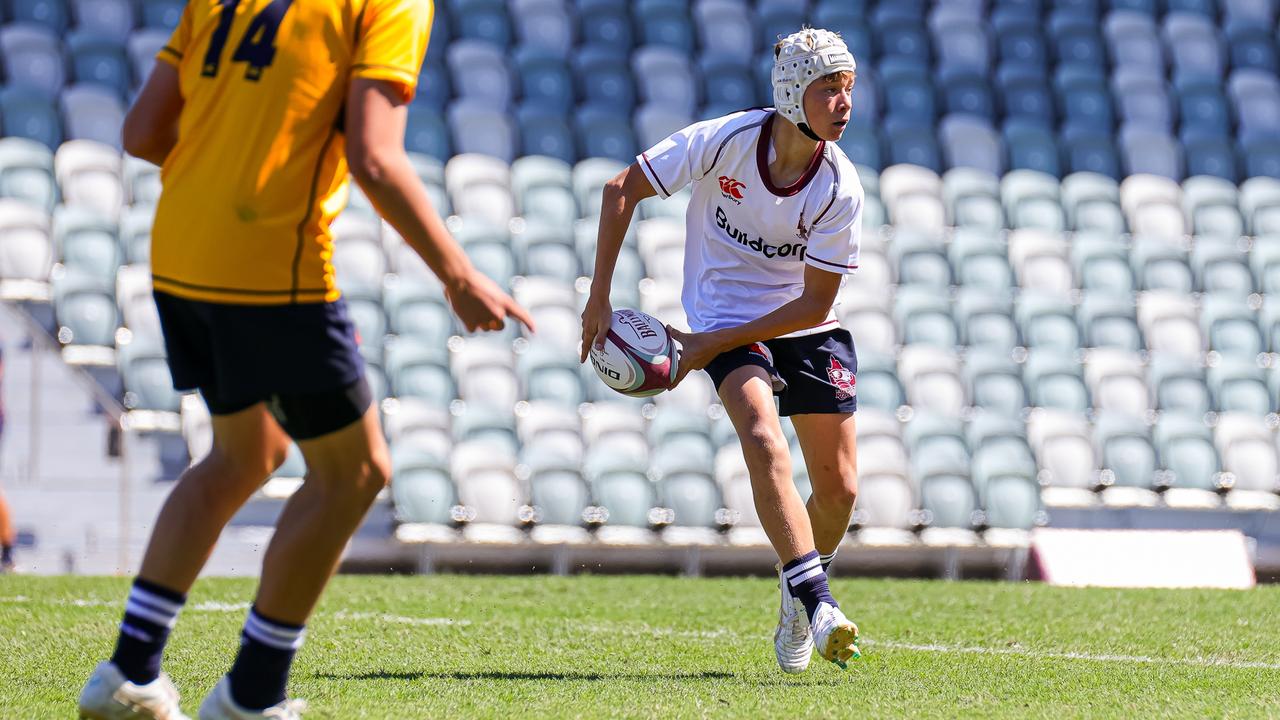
[150,0,432,304]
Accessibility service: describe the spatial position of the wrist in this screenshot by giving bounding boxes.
[440,258,474,291]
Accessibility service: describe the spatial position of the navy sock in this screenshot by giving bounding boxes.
[228,607,305,710]
[1,544,12,565]
[783,550,838,623]
[820,550,837,575]
[110,578,186,684]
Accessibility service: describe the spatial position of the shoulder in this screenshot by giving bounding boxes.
[812,143,863,221]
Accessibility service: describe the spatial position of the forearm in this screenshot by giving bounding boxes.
[352,154,472,288]
[588,186,637,297]
[705,296,830,353]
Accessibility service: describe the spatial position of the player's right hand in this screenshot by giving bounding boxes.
[444,270,535,334]
[579,294,612,363]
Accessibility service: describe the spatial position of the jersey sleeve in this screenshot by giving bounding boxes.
[804,188,862,275]
[637,116,734,199]
[350,0,434,103]
[155,2,193,68]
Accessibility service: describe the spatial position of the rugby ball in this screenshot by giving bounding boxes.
[588,309,678,397]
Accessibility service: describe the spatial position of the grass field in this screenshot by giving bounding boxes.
[3,575,1280,719]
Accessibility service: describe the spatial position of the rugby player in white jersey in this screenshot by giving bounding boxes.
[580,28,862,672]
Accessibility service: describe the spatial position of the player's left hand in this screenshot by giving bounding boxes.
[667,327,721,388]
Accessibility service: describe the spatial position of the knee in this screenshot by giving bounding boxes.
[310,452,390,505]
[740,424,789,474]
[813,469,858,513]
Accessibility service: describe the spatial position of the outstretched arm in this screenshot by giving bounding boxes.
[345,77,533,333]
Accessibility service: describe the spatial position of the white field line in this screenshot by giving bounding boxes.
[4,596,1278,671]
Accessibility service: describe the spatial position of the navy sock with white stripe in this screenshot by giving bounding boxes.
[109,578,186,684]
[227,607,306,710]
[783,550,838,623]
[820,550,837,575]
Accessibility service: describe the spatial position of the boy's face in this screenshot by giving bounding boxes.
[801,72,854,141]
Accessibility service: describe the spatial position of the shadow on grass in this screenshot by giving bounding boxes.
[315,670,734,682]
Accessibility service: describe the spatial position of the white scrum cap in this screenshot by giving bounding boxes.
[771,28,856,139]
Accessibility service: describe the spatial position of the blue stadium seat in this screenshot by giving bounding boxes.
[997,64,1055,127]
[693,0,754,65]
[447,40,513,110]
[1112,72,1174,132]
[1056,72,1114,131]
[940,114,1004,176]
[449,0,512,47]
[1047,14,1106,71]
[938,68,996,121]
[1149,353,1211,416]
[1003,119,1061,176]
[514,46,573,112]
[880,59,936,125]
[70,0,133,42]
[1078,293,1143,351]
[5,0,69,32]
[633,0,694,53]
[812,4,871,60]
[1164,0,1216,16]
[1223,0,1275,22]
[137,0,182,29]
[885,120,943,173]
[515,104,575,165]
[632,45,697,115]
[574,103,637,164]
[0,86,61,149]
[634,104,692,151]
[573,45,636,112]
[67,32,129,99]
[1176,78,1231,135]
[928,11,991,74]
[425,5,450,64]
[125,27,165,86]
[413,61,451,110]
[699,55,757,114]
[53,269,117,347]
[955,290,1018,351]
[757,1,806,51]
[511,0,573,56]
[0,23,66,96]
[1162,13,1225,82]
[873,6,931,61]
[1061,126,1121,179]
[835,127,882,171]
[1239,137,1280,179]
[1228,69,1280,142]
[60,84,122,148]
[404,107,450,160]
[1182,129,1239,182]
[994,18,1048,69]
[1225,21,1277,74]
[578,0,634,50]
[0,137,55,211]
[1103,11,1163,76]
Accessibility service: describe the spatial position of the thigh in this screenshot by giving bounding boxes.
[771,329,859,416]
[717,364,789,450]
[791,412,858,493]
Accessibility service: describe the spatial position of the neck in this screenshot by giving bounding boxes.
[771,113,822,166]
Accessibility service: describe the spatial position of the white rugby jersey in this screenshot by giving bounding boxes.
[637,108,862,337]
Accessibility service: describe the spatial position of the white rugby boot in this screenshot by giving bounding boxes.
[773,563,814,673]
[198,676,306,720]
[78,662,190,720]
[810,602,861,669]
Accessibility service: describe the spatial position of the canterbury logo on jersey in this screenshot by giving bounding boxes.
[715,206,807,260]
[718,175,746,203]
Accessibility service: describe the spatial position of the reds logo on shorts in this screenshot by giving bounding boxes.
[718,175,746,203]
[826,356,856,400]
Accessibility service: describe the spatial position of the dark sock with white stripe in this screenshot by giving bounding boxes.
[820,550,837,575]
[109,578,186,684]
[783,550,838,623]
[228,607,305,710]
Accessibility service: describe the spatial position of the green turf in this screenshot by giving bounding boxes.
[3,575,1280,719]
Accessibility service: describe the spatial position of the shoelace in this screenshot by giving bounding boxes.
[780,600,809,648]
[263,698,309,719]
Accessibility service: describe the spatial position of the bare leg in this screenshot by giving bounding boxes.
[718,366,815,562]
[137,404,290,591]
[791,413,858,557]
[252,406,390,624]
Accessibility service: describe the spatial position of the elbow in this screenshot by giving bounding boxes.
[799,295,833,327]
[347,144,396,189]
[601,171,628,209]
[121,118,153,160]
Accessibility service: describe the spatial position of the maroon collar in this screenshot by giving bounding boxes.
[756,112,826,197]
